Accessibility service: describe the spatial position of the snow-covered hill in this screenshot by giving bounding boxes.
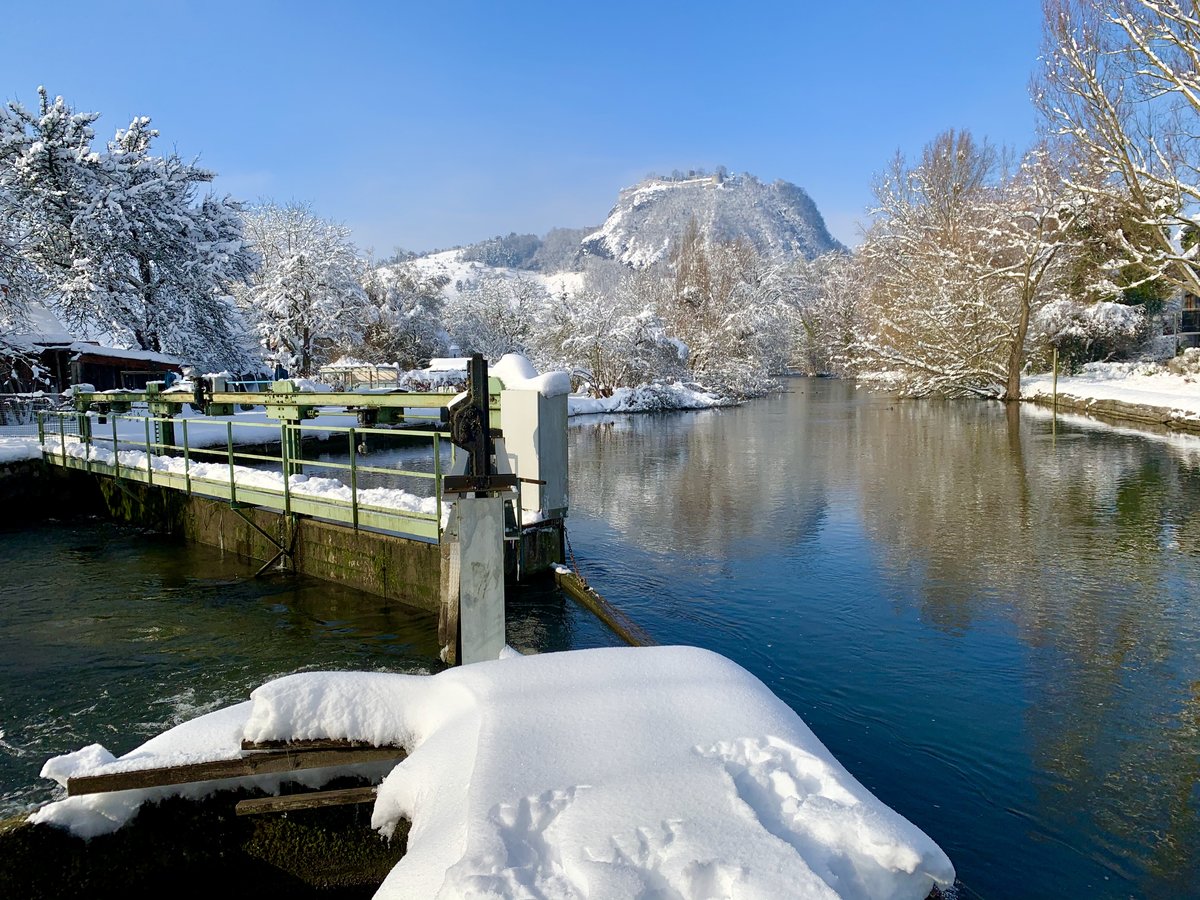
[401,170,842,298]
[579,173,843,268]
[406,249,584,301]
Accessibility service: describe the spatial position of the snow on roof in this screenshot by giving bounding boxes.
[323,357,400,371]
[65,342,183,366]
[32,646,954,898]
[426,357,471,371]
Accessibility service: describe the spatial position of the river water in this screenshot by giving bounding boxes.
[555,379,1200,899]
[2,379,1198,898]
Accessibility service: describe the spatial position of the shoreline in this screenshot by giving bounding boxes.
[1023,391,1200,437]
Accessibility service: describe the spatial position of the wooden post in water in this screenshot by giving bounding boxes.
[1052,344,1059,441]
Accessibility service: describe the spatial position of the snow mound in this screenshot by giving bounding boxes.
[33,647,954,899]
[491,353,571,398]
[0,436,41,462]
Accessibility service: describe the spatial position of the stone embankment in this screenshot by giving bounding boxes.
[1025,392,1200,436]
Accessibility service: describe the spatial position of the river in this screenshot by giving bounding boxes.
[2,378,1198,897]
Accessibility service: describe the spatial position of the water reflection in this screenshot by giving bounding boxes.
[564,380,1200,898]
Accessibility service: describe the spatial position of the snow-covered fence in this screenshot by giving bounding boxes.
[0,393,66,435]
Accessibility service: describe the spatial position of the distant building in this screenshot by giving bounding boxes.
[1,303,183,392]
[1181,293,1200,348]
[3,337,184,393]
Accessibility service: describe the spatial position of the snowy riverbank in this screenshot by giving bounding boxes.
[1022,357,1200,433]
[567,381,727,416]
[31,646,955,899]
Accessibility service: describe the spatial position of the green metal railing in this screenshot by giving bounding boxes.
[38,408,448,541]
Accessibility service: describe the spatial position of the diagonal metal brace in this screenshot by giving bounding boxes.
[231,506,297,576]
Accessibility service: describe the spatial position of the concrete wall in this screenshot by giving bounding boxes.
[1,458,564,615]
[1026,393,1200,436]
[96,477,443,611]
[0,461,105,521]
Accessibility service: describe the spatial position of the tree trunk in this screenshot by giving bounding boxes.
[1005,290,1034,402]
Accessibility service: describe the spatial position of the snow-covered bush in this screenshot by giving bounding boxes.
[1166,347,1200,376]
[1030,299,1145,372]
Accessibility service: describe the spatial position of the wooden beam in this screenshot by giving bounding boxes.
[241,739,400,752]
[66,747,406,796]
[234,786,378,816]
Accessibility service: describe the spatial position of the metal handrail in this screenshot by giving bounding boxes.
[36,409,448,538]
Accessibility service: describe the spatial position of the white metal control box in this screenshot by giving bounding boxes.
[499,389,568,520]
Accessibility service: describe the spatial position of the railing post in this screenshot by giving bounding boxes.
[111,414,118,470]
[434,431,442,534]
[280,422,291,517]
[83,413,91,474]
[59,416,66,466]
[183,419,191,495]
[283,420,303,478]
[349,427,359,531]
[144,417,153,485]
[227,421,237,505]
[37,411,44,449]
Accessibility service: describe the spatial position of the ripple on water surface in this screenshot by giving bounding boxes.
[0,521,442,816]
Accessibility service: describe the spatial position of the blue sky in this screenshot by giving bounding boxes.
[2,0,1045,253]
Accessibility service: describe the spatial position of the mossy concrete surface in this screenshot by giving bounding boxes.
[94,477,442,611]
[0,783,408,899]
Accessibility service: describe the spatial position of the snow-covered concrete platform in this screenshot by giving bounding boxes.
[28,646,955,899]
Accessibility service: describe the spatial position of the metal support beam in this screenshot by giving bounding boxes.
[231,506,297,575]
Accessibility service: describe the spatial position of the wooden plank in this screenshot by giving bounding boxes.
[234,786,378,816]
[66,747,406,796]
[241,738,401,752]
[553,568,656,648]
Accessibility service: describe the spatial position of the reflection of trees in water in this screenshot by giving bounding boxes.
[846,395,1200,891]
[567,396,829,558]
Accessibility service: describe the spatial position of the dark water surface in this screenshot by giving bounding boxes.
[545,380,1200,899]
[2,379,1198,899]
[0,524,441,814]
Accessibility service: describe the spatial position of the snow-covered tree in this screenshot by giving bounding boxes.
[234,202,367,374]
[662,219,789,396]
[854,132,1080,399]
[62,116,256,367]
[0,87,98,327]
[0,88,256,370]
[1039,0,1200,294]
[790,253,864,375]
[358,262,448,367]
[443,273,546,360]
[531,268,687,396]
